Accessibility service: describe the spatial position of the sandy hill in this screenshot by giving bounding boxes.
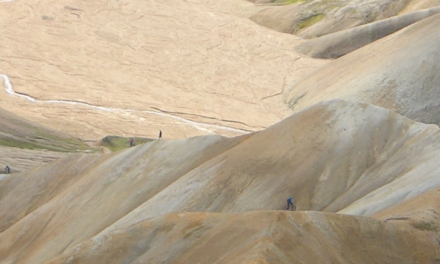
[249,0,440,38]
[44,212,439,264]
[285,13,440,126]
[2,0,440,263]
[2,100,440,263]
[294,5,440,58]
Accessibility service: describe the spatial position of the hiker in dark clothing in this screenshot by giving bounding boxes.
[5,166,10,174]
[159,130,162,140]
[287,196,294,209]
[129,138,134,147]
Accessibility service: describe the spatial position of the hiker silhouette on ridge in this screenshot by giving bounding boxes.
[159,130,162,140]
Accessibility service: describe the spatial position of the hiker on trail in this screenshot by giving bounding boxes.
[287,196,294,209]
[159,130,162,140]
[5,166,10,174]
[129,138,134,147]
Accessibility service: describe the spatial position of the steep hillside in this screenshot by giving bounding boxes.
[0,153,102,232]
[249,0,440,37]
[0,135,248,264]
[0,107,90,152]
[106,100,440,229]
[0,147,70,174]
[285,13,440,126]
[2,100,440,263]
[44,212,440,264]
[2,0,440,263]
[294,6,440,58]
[373,186,440,230]
[0,106,94,173]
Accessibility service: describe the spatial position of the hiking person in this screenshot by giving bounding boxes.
[129,138,134,147]
[5,165,10,174]
[159,130,162,140]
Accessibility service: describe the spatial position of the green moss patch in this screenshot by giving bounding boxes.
[412,221,438,231]
[0,137,49,151]
[267,0,306,5]
[0,133,92,153]
[281,0,306,4]
[297,13,325,31]
[100,136,154,152]
[0,107,94,153]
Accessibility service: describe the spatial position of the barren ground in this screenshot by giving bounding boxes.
[0,0,326,140]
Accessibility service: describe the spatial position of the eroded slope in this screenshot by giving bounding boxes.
[294,6,440,58]
[250,0,440,37]
[2,100,440,263]
[0,135,247,264]
[0,106,94,173]
[286,13,440,126]
[44,212,440,264]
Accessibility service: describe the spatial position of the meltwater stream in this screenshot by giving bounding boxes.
[0,74,249,135]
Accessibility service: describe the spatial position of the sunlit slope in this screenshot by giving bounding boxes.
[2,100,440,263]
[0,135,247,264]
[373,186,440,230]
[107,100,440,233]
[44,212,440,264]
[286,13,440,125]
[0,147,68,174]
[403,0,440,11]
[0,153,101,232]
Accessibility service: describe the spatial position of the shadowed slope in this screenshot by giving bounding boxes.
[44,211,440,264]
[249,0,417,37]
[294,6,440,58]
[0,106,94,173]
[0,107,90,152]
[286,13,440,125]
